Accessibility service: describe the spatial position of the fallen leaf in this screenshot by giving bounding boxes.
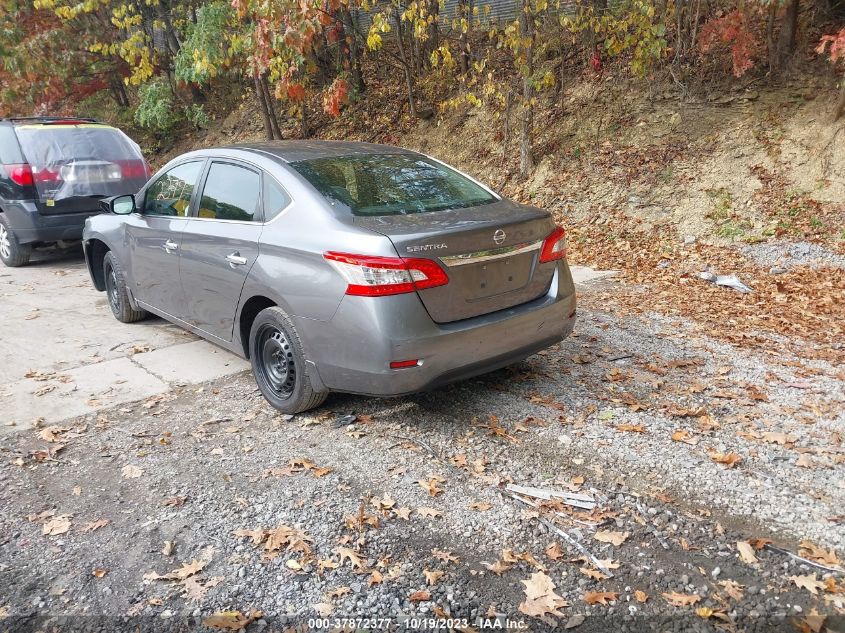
[708,452,742,468]
[410,590,431,602]
[798,540,840,567]
[368,570,383,587]
[42,516,72,536]
[121,465,143,479]
[432,549,460,564]
[718,580,744,601]
[594,530,629,547]
[417,507,442,518]
[634,590,649,603]
[424,569,444,585]
[583,591,618,605]
[470,501,493,511]
[483,560,513,575]
[92,569,107,578]
[417,476,445,497]
[80,519,109,533]
[518,571,569,620]
[313,602,334,617]
[579,567,608,581]
[202,610,262,630]
[545,542,565,561]
[144,559,207,581]
[162,541,174,556]
[394,506,411,520]
[671,429,698,445]
[336,547,365,570]
[791,574,826,595]
[615,424,646,433]
[662,592,701,607]
[736,540,758,565]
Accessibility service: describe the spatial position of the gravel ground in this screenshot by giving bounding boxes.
[1,281,844,632]
[741,241,845,271]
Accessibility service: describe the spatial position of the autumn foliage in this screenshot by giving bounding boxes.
[698,9,759,78]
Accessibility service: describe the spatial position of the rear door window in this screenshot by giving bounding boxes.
[196,162,261,222]
[143,161,204,217]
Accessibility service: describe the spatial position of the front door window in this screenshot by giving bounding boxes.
[143,161,203,217]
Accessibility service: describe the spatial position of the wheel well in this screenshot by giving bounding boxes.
[85,239,110,291]
[239,295,277,358]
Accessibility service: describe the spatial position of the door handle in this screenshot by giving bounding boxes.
[163,240,178,253]
[226,252,248,267]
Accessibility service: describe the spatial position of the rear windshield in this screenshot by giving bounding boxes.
[14,124,148,201]
[290,153,497,216]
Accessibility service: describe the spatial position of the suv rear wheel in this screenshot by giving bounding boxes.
[249,307,328,414]
[103,251,147,323]
[0,215,32,267]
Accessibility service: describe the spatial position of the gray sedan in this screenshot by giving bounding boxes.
[83,142,576,413]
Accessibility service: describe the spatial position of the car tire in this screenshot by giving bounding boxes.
[249,306,328,414]
[0,215,32,267]
[103,251,147,323]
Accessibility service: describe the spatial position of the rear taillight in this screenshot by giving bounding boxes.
[117,159,151,180]
[32,167,62,184]
[3,163,34,186]
[324,251,449,296]
[539,226,567,263]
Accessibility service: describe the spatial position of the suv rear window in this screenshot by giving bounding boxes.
[290,154,496,216]
[13,123,148,202]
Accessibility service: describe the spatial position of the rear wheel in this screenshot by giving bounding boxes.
[249,307,328,414]
[0,215,32,267]
[103,251,147,323]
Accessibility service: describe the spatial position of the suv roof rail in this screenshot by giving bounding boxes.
[1,116,100,124]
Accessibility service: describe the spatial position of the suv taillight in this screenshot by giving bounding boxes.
[117,159,151,180]
[324,251,449,296]
[539,226,567,263]
[3,163,34,186]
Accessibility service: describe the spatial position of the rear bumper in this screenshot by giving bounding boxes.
[297,262,576,396]
[0,201,98,244]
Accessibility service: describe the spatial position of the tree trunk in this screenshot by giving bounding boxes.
[260,74,282,140]
[458,0,471,74]
[834,80,845,122]
[342,8,366,94]
[254,73,275,140]
[427,0,440,58]
[300,101,310,139]
[767,2,777,71]
[519,0,534,177]
[394,14,419,118]
[777,0,801,61]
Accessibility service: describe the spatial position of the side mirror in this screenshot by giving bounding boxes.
[110,194,136,215]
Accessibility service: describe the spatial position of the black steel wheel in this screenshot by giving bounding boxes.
[102,251,147,323]
[249,306,328,414]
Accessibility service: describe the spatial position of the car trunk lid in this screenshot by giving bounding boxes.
[354,200,555,323]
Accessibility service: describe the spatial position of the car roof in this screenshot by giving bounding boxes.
[221,140,418,163]
[0,117,100,126]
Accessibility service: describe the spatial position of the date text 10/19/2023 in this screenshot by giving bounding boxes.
[307,617,529,630]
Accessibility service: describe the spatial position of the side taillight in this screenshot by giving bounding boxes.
[324,251,449,296]
[3,163,34,186]
[539,226,567,263]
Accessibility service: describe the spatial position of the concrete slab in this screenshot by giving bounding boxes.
[131,340,250,385]
[0,256,193,384]
[1,357,170,430]
[570,265,619,285]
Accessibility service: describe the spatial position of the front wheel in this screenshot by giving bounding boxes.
[249,307,328,414]
[103,251,147,323]
[0,215,32,267]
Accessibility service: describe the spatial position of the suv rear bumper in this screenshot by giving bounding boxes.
[298,262,576,396]
[0,201,98,244]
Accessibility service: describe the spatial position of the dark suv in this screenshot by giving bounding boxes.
[0,117,149,267]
